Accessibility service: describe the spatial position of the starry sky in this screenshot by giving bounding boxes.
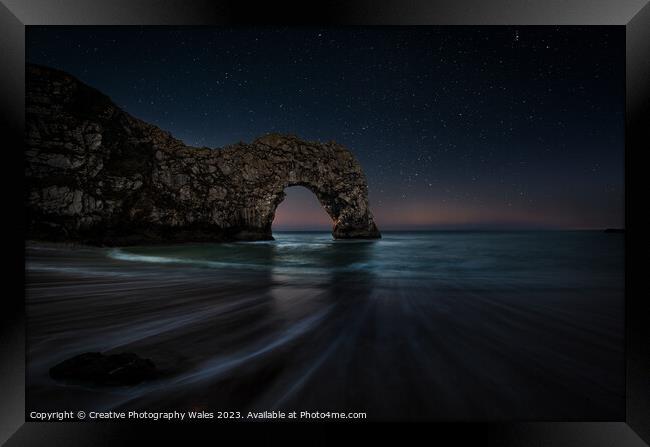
[27,26,624,230]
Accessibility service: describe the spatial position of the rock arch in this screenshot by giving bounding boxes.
[230,133,380,239]
[25,64,380,245]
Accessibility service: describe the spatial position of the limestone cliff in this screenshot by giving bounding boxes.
[25,64,380,245]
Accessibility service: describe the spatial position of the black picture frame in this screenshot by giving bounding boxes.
[1,1,647,445]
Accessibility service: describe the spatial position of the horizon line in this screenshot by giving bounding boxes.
[272,227,625,232]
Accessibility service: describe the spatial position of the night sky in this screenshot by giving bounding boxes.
[27,26,625,230]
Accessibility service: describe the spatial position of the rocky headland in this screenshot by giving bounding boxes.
[25,64,380,245]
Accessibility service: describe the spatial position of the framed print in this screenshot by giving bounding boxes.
[0,1,648,445]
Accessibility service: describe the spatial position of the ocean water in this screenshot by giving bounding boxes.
[108,230,624,287]
[25,231,625,420]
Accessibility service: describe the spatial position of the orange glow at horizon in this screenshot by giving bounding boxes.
[273,186,618,231]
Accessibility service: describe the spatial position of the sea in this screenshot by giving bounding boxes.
[25,231,625,420]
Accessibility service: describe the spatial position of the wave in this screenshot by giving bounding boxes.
[108,249,270,271]
[26,263,145,278]
[107,248,374,277]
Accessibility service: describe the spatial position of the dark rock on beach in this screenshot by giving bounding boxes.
[25,64,380,245]
[49,352,157,386]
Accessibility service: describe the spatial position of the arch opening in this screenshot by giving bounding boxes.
[271,185,335,234]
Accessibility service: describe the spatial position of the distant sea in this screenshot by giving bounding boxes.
[26,231,625,420]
